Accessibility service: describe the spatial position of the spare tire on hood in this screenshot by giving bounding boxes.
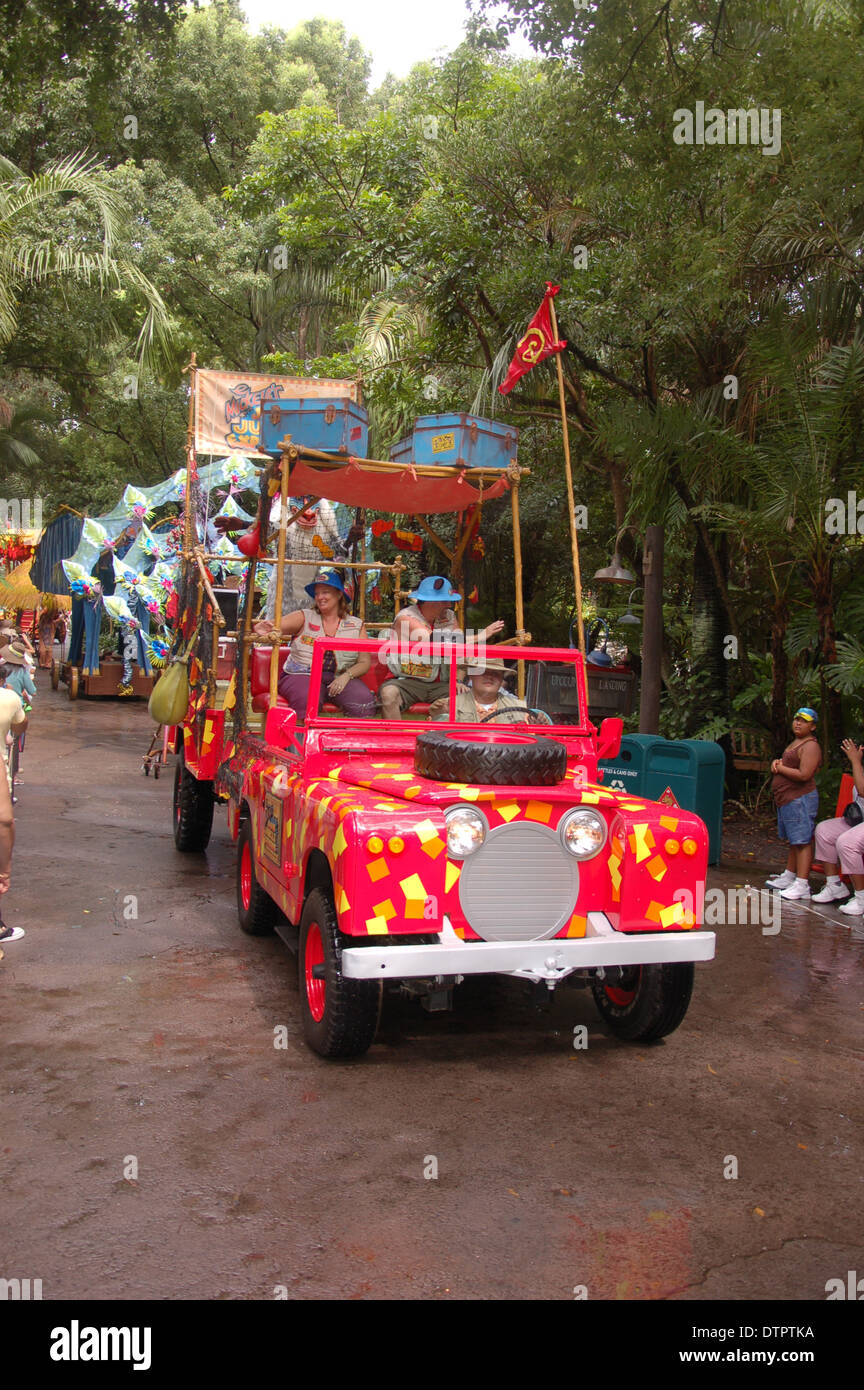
[414,728,567,787]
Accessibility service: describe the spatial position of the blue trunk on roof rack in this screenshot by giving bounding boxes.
[389,414,517,469]
[259,398,369,458]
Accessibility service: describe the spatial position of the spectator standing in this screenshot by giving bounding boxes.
[765,707,823,900]
[0,641,37,705]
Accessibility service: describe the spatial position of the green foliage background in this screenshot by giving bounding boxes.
[3,0,864,755]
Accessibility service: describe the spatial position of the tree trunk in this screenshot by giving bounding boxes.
[689,531,728,734]
[813,560,842,751]
[769,593,789,756]
[297,306,310,360]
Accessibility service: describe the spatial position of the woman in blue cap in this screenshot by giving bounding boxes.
[253,569,374,722]
[379,576,504,720]
[765,707,822,899]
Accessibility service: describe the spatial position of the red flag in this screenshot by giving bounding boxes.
[498,283,567,395]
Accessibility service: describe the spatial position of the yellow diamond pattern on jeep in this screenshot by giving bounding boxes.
[629,823,654,862]
[400,872,427,919]
[458,823,580,942]
[646,854,668,882]
[607,850,622,900]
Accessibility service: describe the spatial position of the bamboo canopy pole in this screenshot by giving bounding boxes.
[238,461,266,730]
[287,443,530,483]
[269,443,294,706]
[202,555,397,573]
[183,352,197,552]
[191,551,226,627]
[547,300,586,659]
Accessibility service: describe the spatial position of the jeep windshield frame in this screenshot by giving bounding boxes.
[302,637,592,738]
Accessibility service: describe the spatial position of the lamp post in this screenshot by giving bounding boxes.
[619,587,642,627]
[639,525,664,735]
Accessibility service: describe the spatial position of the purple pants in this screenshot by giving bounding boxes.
[813,816,864,874]
[277,658,375,722]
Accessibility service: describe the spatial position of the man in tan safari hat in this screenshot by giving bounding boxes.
[430,656,529,723]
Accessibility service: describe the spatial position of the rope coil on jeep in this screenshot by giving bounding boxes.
[414,728,567,786]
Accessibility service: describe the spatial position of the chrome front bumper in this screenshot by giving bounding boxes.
[341,913,716,983]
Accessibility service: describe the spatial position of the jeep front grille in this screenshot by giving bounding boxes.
[458,823,580,942]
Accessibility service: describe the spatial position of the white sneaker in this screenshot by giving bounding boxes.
[811,883,849,903]
[765,874,794,890]
[838,897,864,915]
[779,881,811,899]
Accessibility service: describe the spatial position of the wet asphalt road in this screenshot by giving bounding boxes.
[2,672,863,1301]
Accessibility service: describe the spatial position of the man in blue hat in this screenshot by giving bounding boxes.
[379,575,504,719]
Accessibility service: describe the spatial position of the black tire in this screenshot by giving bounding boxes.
[414,727,567,787]
[299,886,381,1058]
[236,818,278,935]
[591,963,694,1042]
[172,753,215,852]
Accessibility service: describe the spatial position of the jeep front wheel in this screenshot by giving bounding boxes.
[172,753,215,852]
[591,963,694,1042]
[299,887,381,1058]
[236,819,278,935]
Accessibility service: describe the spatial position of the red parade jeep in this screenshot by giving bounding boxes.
[205,638,714,1059]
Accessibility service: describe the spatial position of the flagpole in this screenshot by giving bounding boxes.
[548,299,586,659]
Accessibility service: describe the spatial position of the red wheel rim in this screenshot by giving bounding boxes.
[240,839,252,912]
[305,922,326,1022]
[605,984,637,1006]
[604,967,640,1007]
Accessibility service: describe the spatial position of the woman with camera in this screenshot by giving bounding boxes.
[810,737,864,915]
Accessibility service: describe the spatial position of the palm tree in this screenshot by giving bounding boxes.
[0,151,174,371]
[0,399,50,485]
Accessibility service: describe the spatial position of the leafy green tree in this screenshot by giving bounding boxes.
[0,152,172,366]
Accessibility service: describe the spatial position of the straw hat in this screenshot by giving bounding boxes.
[465,658,509,678]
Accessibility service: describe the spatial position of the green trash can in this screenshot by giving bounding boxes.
[598,733,663,798]
[642,738,725,865]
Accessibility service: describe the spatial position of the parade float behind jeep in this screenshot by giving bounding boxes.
[165,369,715,1057]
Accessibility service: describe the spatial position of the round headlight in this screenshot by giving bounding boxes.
[444,805,488,859]
[559,808,607,859]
